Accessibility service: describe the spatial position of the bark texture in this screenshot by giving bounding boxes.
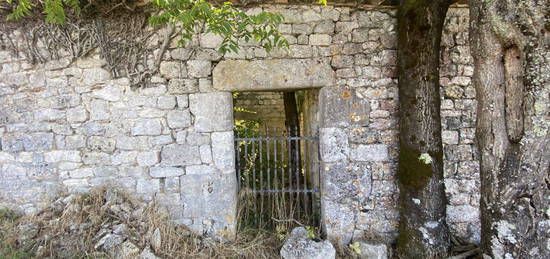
[396,0,451,257]
[469,0,550,257]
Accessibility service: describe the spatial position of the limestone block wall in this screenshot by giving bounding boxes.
[0,5,478,244]
[233,92,287,130]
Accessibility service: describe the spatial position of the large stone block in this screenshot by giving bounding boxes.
[322,199,355,244]
[320,128,348,162]
[211,131,235,173]
[212,59,335,91]
[180,173,237,219]
[189,93,233,132]
[319,87,370,128]
[160,144,201,166]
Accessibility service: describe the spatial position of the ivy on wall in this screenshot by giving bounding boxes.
[0,0,291,87]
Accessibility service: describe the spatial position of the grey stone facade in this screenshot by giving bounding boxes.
[0,5,479,245]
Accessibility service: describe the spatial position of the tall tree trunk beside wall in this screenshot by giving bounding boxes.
[396,0,452,257]
[469,0,550,257]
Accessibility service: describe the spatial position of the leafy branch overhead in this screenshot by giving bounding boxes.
[3,0,290,54]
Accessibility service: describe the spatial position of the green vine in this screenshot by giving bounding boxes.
[3,0,289,54]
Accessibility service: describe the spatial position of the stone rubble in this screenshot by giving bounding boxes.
[280,227,336,259]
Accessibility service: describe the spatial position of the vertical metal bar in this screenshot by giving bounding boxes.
[294,126,300,191]
[287,126,293,217]
[273,128,278,192]
[252,135,257,225]
[259,129,263,192]
[266,127,271,192]
[244,140,249,191]
[294,126,301,219]
[233,131,241,192]
[252,138,257,193]
[287,127,292,191]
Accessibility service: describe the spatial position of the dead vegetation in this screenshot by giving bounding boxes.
[0,187,282,258]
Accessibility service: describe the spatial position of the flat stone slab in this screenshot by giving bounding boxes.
[213,59,335,91]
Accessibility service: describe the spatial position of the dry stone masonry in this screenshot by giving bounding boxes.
[0,5,479,245]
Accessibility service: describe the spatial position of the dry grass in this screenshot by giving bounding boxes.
[0,187,282,259]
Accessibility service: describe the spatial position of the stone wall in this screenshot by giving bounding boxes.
[0,4,479,245]
[233,92,287,130]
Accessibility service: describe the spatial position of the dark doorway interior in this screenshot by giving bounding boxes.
[233,90,321,232]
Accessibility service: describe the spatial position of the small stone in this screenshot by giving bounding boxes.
[357,242,388,259]
[167,110,191,129]
[442,131,459,145]
[167,79,198,94]
[140,247,160,259]
[83,122,106,136]
[350,144,389,162]
[67,107,88,123]
[176,95,189,108]
[92,85,122,102]
[34,109,65,121]
[314,21,335,34]
[186,132,210,146]
[137,179,160,194]
[132,119,162,136]
[199,33,223,49]
[87,136,116,153]
[89,99,110,121]
[160,144,201,166]
[44,150,81,163]
[157,96,177,110]
[116,241,140,258]
[95,233,124,251]
[137,152,159,166]
[280,227,336,259]
[309,34,332,46]
[160,61,187,79]
[150,228,162,251]
[187,60,211,78]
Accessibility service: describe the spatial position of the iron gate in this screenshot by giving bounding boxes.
[235,127,320,229]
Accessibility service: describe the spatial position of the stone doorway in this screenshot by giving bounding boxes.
[232,90,321,230]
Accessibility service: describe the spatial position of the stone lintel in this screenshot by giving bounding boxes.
[212,58,335,91]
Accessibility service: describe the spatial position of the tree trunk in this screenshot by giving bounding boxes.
[396,0,452,257]
[469,0,550,257]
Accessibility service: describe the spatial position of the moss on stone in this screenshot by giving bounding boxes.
[398,143,436,190]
